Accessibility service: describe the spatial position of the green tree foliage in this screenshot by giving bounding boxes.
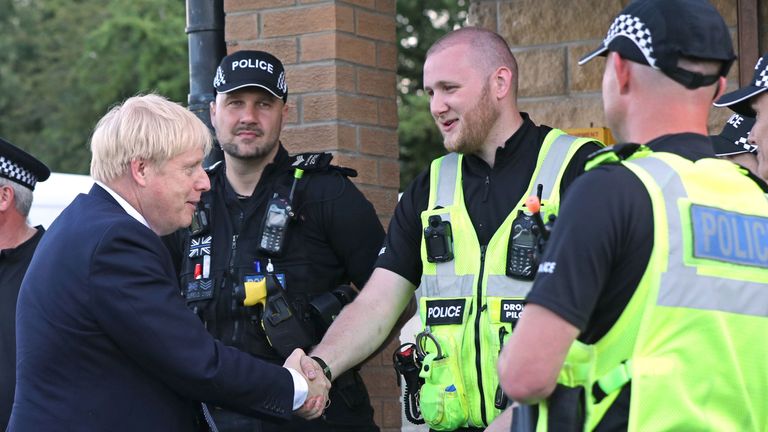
[0,0,188,174]
[396,0,467,187]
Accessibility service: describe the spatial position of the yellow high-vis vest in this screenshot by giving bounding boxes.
[556,148,768,431]
[416,129,599,430]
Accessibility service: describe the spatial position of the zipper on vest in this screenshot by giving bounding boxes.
[475,245,488,425]
[229,210,243,343]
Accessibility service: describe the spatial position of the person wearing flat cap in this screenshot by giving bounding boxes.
[711,113,761,178]
[163,50,389,432]
[715,52,768,182]
[498,0,768,431]
[0,137,50,430]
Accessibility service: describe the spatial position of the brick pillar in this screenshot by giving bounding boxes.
[222,1,402,430]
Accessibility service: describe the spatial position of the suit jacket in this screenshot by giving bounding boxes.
[9,185,294,431]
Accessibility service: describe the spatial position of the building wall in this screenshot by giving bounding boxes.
[219,2,763,431]
[468,0,742,138]
[222,1,402,430]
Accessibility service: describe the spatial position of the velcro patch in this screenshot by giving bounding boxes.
[185,279,214,301]
[500,300,525,324]
[290,152,332,171]
[691,205,768,268]
[424,299,465,325]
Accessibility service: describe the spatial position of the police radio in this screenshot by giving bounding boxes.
[258,169,304,256]
[424,214,454,263]
[506,185,546,280]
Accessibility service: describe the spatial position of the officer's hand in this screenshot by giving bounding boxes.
[284,350,331,420]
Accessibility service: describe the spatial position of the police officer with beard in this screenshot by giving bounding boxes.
[309,28,602,432]
[164,51,387,432]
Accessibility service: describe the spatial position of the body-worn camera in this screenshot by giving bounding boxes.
[424,215,454,263]
[506,210,539,280]
[190,203,210,236]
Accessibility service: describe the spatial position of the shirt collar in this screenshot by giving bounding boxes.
[95,181,150,229]
[220,143,290,202]
[0,226,44,260]
[644,133,715,160]
[463,112,538,170]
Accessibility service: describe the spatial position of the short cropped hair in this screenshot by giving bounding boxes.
[0,177,33,217]
[427,26,519,93]
[90,94,212,183]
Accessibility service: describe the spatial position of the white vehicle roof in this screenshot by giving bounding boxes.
[28,172,94,228]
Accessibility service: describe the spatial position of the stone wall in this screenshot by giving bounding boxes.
[468,0,742,138]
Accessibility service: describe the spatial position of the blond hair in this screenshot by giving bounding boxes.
[90,94,212,182]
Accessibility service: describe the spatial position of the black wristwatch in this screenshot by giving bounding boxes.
[311,356,333,381]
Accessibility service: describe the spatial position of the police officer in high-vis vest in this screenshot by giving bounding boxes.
[309,27,602,432]
[163,51,387,432]
[499,1,768,431]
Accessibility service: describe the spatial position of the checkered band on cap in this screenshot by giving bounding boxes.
[736,136,758,153]
[0,155,38,189]
[604,14,656,67]
[754,59,768,88]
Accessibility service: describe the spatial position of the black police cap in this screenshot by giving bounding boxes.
[0,137,51,191]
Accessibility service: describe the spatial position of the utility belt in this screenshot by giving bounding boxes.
[185,268,356,359]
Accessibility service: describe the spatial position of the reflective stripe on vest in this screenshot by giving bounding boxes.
[417,130,599,429]
[531,133,586,200]
[563,153,768,432]
[630,156,768,316]
[421,133,586,299]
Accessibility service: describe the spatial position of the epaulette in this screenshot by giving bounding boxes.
[585,143,650,171]
[288,152,358,177]
[289,152,333,172]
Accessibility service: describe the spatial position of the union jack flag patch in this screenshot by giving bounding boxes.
[189,235,212,258]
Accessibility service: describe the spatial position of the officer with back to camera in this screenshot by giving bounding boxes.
[0,138,49,430]
[164,50,389,432]
[498,0,768,430]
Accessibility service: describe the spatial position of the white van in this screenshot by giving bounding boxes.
[28,172,94,228]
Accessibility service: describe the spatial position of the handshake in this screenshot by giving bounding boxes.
[283,349,333,420]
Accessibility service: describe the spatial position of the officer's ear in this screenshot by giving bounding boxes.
[713,76,727,101]
[209,99,218,124]
[491,66,514,101]
[0,185,13,212]
[608,52,632,95]
[280,99,289,130]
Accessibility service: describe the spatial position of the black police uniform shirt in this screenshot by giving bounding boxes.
[165,144,385,359]
[525,133,768,431]
[376,113,602,284]
[0,227,44,430]
[164,144,383,431]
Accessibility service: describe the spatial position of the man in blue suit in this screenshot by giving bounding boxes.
[8,94,330,431]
